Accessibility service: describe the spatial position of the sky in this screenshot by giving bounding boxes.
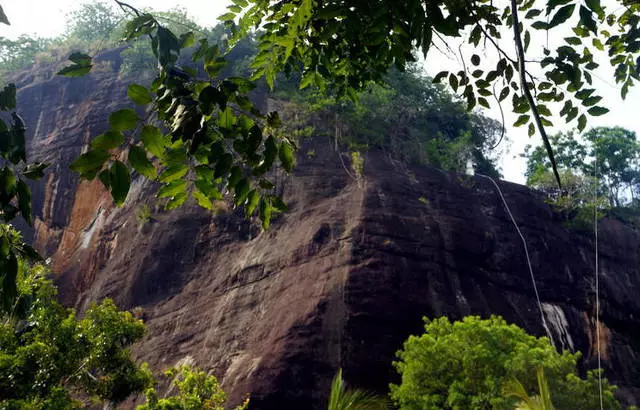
[1,0,639,184]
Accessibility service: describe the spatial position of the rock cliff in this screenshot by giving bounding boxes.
[11,51,640,408]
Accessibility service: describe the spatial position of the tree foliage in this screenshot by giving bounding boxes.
[524,127,640,208]
[277,65,504,176]
[0,231,245,409]
[389,316,623,410]
[223,0,640,187]
[0,261,151,408]
[138,366,249,410]
[65,1,122,44]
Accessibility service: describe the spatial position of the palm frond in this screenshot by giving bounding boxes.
[328,369,389,410]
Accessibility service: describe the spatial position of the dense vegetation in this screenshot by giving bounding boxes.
[390,316,625,410]
[522,126,640,229]
[1,0,639,408]
[0,226,246,409]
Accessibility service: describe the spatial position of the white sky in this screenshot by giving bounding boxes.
[1,0,639,184]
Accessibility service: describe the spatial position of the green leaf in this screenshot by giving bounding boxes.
[122,13,156,41]
[471,55,480,66]
[57,64,92,77]
[564,37,582,45]
[16,180,31,225]
[271,196,288,212]
[91,131,124,150]
[109,161,130,206]
[582,96,602,106]
[214,153,233,179]
[128,146,156,179]
[577,114,587,132]
[587,106,609,116]
[499,87,510,101]
[279,141,294,172]
[127,84,153,105]
[259,198,272,230]
[0,84,16,110]
[179,32,196,48]
[0,5,9,25]
[69,52,92,66]
[433,71,448,84]
[0,167,16,200]
[141,125,166,157]
[158,180,187,198]
[195,179,222,200]
[585,0,604,17]
[109,109,139,131]
[525,9,542,18]
[199,86,226,115]
[228,77,256,93]
[99,169,111,189]
[9,113,26,164]
[218,107,236,129]
[579,5,597,33]
[449,73,459,91]
[165,192,188,210]
[531,21,550,30]
[513,115,530,127]
[266,111,283,128]
[549,4,575,28]
[22,163,48,180]
[158,164,188,183]
[218,12,236,21]
[245,189,260,216]
[193,189,213,210]
[155,26,181,68]
[70,149,110,180]
[233,178,251,205]
[528,122,536,136]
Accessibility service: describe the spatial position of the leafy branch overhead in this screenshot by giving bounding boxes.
[63,8,293,229]
[223,0,640,188]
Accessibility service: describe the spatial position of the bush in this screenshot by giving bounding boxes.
[390,315,623,410]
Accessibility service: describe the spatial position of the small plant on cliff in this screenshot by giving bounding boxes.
[390,316,623,410]
[137,203,152,227]
[328,369,388,410]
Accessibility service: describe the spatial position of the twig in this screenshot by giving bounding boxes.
[490,81,506,149]
[113,0,141,16]
[510,0,561,188]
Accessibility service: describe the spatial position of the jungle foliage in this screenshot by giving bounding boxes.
[522,127,640,229]
[390,316,625,410]
[0,227,245,409]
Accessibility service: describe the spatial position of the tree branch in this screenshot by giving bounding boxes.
[510,0,562,188]
[113,0,141,16]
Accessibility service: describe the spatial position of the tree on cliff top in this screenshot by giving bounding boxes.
[523,126,640,208]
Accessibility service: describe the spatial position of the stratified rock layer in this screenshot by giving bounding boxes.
[13,53,640,408]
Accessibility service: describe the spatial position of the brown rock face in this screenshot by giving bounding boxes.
[13,52,640,408]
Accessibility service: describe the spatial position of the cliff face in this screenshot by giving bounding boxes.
[12,52,640,408]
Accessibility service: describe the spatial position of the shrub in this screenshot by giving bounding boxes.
[390,315,623,410]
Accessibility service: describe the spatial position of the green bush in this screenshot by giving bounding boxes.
[390,315,623,410]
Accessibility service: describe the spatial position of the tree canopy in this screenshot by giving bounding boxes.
[524,127,640,207]
[390,316,624,410]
